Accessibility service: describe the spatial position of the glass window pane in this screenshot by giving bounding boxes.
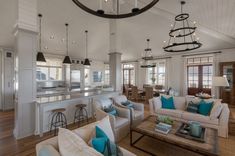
[194,58,200,64]
[36,67,48,81]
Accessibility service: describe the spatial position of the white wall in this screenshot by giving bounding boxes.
[0,49,2,110]
[135,48,235,96]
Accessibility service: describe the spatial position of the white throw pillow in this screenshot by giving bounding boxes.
[58,128,102,156]
[173,97,186,110]
[73,121,99,143]
[153,97,162,109]
[210,101,223,120]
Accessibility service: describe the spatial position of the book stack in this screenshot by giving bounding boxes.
[155,122,172,134]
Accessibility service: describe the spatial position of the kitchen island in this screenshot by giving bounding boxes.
[35,89,120,136]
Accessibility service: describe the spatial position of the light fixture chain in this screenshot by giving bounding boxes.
[85,30,88,58]
[39,15,42,52]
[66,24,69,56]
[117,0,120,15]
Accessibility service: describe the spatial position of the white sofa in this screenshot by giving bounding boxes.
[113,95,144,127]
[36,118,136,156]
[94,97,130,142]
[149,96,230,138]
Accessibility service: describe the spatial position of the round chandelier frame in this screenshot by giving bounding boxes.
[163,1,202,53]
[72,0,159,19]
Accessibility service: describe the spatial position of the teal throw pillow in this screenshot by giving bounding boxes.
[161,96,175,109]
[186,101,199,113]
[121,101,134,108]
[92,126,123,156]
[104,106,118,116]
[198,100,213,116]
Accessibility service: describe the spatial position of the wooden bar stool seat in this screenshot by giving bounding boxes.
[52,108,66,113]
[76,104,86,108]
[74,104,88,126]
[50,108,67,136]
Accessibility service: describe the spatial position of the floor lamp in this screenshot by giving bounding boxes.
[212,76,229,99]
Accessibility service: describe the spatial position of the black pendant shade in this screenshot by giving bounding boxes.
[37,14,46,62]
[84,58,91,66]
[63,23,71,64]
[37,52,46,62]
[84,30,91,66]
[63,55,72,64]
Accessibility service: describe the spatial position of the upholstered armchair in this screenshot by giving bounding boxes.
[94,97,130,142]
[113,95,144,127]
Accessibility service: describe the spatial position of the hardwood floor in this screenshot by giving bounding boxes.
[0,106,235,156]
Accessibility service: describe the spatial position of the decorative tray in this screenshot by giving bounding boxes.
[175,123,206,143]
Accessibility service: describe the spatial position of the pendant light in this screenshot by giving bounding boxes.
[84,30,91,66]
[140,39,155,68]
[63,23,72,64]
[163,1,202,52]
[37,14,46,62]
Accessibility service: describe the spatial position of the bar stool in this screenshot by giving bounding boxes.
[74,104,88,126]
[50,108,67,136]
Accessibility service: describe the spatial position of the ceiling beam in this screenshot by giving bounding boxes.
[138,0,235,45]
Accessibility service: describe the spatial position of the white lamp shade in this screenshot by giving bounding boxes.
[212,76,229,87]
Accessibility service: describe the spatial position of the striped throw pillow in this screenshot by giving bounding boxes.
[186,101,199,113]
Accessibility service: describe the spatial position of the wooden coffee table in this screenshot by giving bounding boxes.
[130,115,219,156]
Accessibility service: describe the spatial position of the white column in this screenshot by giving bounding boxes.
[14,0,37,139]
[109,52,122,91]
[109,19,122,91]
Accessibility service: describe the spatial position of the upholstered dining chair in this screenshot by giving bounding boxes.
[113,95,144,127]
[93,97,130,142]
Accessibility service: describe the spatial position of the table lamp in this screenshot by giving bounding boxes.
[212,76,229,99]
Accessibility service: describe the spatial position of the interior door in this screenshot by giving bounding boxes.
[220,62,235,107]
[187,65,212,95]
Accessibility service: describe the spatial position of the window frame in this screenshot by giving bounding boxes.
[146,60,166,86]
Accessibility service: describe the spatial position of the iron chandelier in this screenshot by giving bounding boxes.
[140,39,156,68]
[163,1,202,52]
[72,0,159,19]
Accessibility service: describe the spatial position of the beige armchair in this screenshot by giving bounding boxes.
[113,95,144,127]
[94,97,130,142]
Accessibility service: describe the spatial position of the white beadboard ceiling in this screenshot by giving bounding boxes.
[0,0,235,61]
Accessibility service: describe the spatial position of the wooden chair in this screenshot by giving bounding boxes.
[145,87,153,103]
[155,85,163,90]
[130,86,139,101]
[143,84,151,88]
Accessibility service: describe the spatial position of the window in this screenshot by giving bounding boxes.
[104,64,110,85]
[187,56,213,95]
[36,57,63,81]
[84,68,90,86]
[147,60,166,86]
[122,63,135,86]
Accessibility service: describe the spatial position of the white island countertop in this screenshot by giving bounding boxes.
[36,90,118,104]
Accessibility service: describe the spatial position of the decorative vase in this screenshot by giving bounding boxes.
[189,121,202,138]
